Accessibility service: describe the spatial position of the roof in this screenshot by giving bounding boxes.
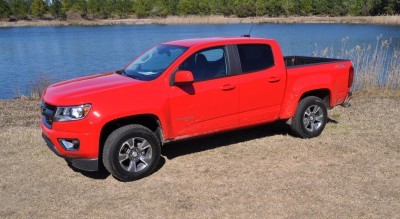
[163,37,273,47]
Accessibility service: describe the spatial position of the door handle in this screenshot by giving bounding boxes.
[221,84,236,91]
[268,77,281,83]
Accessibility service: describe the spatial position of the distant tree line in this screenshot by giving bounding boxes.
[0,0,399,20]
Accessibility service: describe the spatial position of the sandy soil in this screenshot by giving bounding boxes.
[0,91,399,218]
[1,15,399,27]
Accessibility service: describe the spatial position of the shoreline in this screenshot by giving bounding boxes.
[1,15,399,27]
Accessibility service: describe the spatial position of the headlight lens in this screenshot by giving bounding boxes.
[54,104,91,122]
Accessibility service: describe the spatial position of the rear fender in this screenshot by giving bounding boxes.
[279,75,333,119]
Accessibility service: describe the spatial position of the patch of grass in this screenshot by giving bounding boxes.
[331,113,341,121]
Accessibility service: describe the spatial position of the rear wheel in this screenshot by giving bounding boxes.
[102,124,161,181]
[291,96,327,138]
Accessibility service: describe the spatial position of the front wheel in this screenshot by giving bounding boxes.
[102,124,161,181]
[290,96,328,138]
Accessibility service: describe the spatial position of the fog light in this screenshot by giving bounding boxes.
[59,139,80,151]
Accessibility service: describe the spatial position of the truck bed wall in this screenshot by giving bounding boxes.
[284,56,349,68]
[279,60,352,119]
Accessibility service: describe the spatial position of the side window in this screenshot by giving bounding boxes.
[237,44,274,73]
[180,47,227,82]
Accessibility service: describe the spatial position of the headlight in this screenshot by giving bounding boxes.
[54,104,91,122]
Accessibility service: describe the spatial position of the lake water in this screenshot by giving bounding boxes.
[0,23,399,98]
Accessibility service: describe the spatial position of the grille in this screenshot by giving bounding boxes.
[41,102,56,129]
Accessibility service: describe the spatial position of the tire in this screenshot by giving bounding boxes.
[290,96,328,138]
[102,124,161,181]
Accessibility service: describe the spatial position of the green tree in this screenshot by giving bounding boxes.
[197,0,212,15]
[235,0,256,17]
[152,0,169,17]
[210,0,230,15]
[134,0,152,18]
[166,0,179,15]
[379,0,400,14]
[302,0,313,15]
[218,0,236,16]
[177,0,195,15]
[255,0,268,16]
[61,0,74,13]
[10,0,30,18]
[265,0,285,16]
[313,0,329,15]
[72,0,88,17]
[50,0,64,18]
[114,0,134,18]
[87,0,101,18]
[0,0,12,18]
[31,0,46,17]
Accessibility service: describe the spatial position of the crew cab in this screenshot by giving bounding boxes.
[41,37,353,181]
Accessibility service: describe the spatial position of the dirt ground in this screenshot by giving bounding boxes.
[0,92,399,218]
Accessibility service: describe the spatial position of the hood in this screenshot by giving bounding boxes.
[43,72,143,105]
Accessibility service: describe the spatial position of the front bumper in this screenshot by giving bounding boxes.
[41,119,99,171]
[42,133,98,171]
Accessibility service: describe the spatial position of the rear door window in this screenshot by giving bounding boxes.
[237,44,274,73]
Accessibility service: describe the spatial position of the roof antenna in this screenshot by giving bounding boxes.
[241,24,254,37]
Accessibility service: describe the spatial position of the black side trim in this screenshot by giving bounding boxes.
[68,158,99,172]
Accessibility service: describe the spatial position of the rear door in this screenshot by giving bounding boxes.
[168,46,239,137]
[235,44,286,124]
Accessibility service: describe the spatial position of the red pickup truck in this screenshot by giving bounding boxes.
[41,37,353,181]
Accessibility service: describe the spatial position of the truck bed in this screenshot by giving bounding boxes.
[284,56,348,68]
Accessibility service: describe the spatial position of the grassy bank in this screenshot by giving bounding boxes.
[0,91,399,217]
[1,15,399,27]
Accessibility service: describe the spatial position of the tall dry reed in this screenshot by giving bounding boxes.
[314,35,400,91]
[14,73,52,100]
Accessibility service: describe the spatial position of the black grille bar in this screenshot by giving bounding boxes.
[41,102,56,129]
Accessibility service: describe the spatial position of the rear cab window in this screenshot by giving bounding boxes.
[237,44,274,73]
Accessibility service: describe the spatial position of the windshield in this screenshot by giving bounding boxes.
[124,44,187,81]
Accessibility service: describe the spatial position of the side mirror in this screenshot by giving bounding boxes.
[174,70,194,85]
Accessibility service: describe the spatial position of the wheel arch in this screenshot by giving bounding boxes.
[299,88,331,108]
[99,114,164,161]
[279,88,332,119]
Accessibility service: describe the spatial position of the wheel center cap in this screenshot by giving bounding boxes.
[131,151,138,157]
[310,116,314,120]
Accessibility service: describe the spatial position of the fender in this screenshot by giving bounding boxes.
[279,71,334,119]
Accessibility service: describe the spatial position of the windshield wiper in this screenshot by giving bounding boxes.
[121,69,142,80]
